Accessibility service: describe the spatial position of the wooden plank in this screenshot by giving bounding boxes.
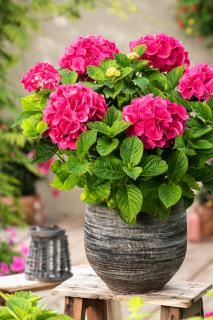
[0,273,61,293]
[86,299,108,320]
[160,306,181,320]
[52,265,212,308]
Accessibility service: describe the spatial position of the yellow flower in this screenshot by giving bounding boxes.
[188,18,195,26]
[106,67,121,77]
[186,27,193,35]
[127,52,139,60]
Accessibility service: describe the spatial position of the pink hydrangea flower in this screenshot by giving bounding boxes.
[0,263,10,275]
[10,256,25,273]
[122,94,188,149]
[43,84,107,150]
[59,35,119,75]
[178,64,213,101]
[20,244,29,257]
[129,33,190,72]
[21,62,61,92]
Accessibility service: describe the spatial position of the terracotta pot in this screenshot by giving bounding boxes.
[187,202,213,241]
[1,195,44,225]
[84,201,187,294]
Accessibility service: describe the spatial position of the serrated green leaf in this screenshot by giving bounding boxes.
[191,139,213,149]
[190,102,212,122]
[117,67,133,80]
[87,121,111,135]
[114,53,130,67]
[117,184,143,224]
[100,59,119,70]
[33,138,58,163]
[21,93,48,112]
[76,130,97,159]
[12,111,39,127]
[96,137,119,156]
[133,77,150,90]
[123,166,142,180]
[141,156,168,177]
[51,174,78,191]
[81,180,111,204]
[120,136,143,167]
[168,150,188,183]
[181,175,200,191]
[87,66,107,81]
[67,156,89,175]
[81,81,104,90]
[187,118,213,138]
[59,69,78,84]
[148,73,168,91]
[167,65,185,90]
[159,183,182,208]
[133,44,147,57]
[93,156,125,180]
[103,106,122,126]
[109,120,131,137]
[35,120,48,135]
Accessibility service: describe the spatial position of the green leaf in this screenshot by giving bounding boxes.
[103,106,122,126]
[123,166,142,180]
[159,183,182,208]
[133,44,147,57]
[168,150,188,183]
[187,118,213,138]
[93,156,125,180]
[208,96,213,109]
[148,73,168,91]
[67,156,89,175]
[191,139,213,149]
[118,67,133,80]
[117,184,143,224]
[192,165,213,183]
[100,59,119,70]
[81,180,111,205]
[59,69,78,84]
[109,120,131,137]
[81,81,104,90]
[167,65,185,90]
[87,66,107,81]
[35,120,48,135]
[21,93,47,112]
[190,102,212,122]
[141,156,168,177]
[133,77,150,90]
[114,53,130,67]
[76,130,97,159]
[120,136,143,167]
[33,138,58,163]
[51,174,78,191]
[181,175,200,191]
[12,111,38,127]
[87,121,111,135]
[96,137,119,156]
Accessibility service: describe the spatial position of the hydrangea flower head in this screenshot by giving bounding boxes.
[122,94,188,149]
[43,84,107,150]
[129,33,190,72]
[10,256,25,273]
[59,35,119,75]
[0,263,10,275]
[178,64,213,101]
[21,62,61,92]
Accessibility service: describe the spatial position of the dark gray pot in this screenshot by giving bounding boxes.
[84,201,187,294]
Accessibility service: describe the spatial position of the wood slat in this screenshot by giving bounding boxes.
[52,265,212,308]
[0,273,61,293]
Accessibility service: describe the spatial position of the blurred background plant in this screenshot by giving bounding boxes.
[176,0,213,39]
[0,0,138,228]
[0,227,28,275]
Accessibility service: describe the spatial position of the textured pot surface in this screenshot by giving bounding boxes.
[84,202,187,294]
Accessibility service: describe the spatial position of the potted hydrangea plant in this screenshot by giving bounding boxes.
[15,34,213,293]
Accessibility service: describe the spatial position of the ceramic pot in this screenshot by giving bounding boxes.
[84,201,187,293]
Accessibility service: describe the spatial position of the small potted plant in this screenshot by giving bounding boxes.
[15,34,213,293]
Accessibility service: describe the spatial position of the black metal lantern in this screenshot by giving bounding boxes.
[25,225,72,282]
